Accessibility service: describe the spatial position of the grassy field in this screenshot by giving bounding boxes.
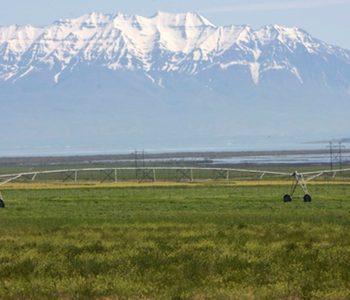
[1,183,350,299]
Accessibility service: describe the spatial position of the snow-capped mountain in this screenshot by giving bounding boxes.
[1,11,350,86]
[0,12,350,155]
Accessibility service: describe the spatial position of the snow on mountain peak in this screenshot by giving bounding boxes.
[0,12,349,85]
[152,11,215,28]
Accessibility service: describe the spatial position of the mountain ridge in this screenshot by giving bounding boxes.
[0,12,350,154]
[1,11,349,86]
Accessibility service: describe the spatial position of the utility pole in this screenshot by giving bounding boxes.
[134,150,138,180]
[142,149,146,179]
[338,142,343,170]
[329,142,333,171]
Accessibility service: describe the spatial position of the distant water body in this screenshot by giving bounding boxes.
[0,148,348,166]
[0,140,332,157]
[212,154,349,165]
[0,135,348,164]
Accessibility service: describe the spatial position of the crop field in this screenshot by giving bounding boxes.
[1,183,350,299]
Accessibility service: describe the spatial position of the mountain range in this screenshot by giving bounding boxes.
[1,12,349,155]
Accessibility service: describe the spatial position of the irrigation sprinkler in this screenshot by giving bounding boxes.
[0,167,349,204]
[0,192,5,208]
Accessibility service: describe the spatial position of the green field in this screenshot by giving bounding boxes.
[1,184,350,299]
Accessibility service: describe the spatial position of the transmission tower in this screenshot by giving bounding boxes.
[328,142,344,171]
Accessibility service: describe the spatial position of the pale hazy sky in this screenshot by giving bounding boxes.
[1,0,350,48]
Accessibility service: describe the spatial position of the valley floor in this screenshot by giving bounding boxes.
[1,184,350,299]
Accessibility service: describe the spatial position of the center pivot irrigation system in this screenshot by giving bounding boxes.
[0,166,349,208]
